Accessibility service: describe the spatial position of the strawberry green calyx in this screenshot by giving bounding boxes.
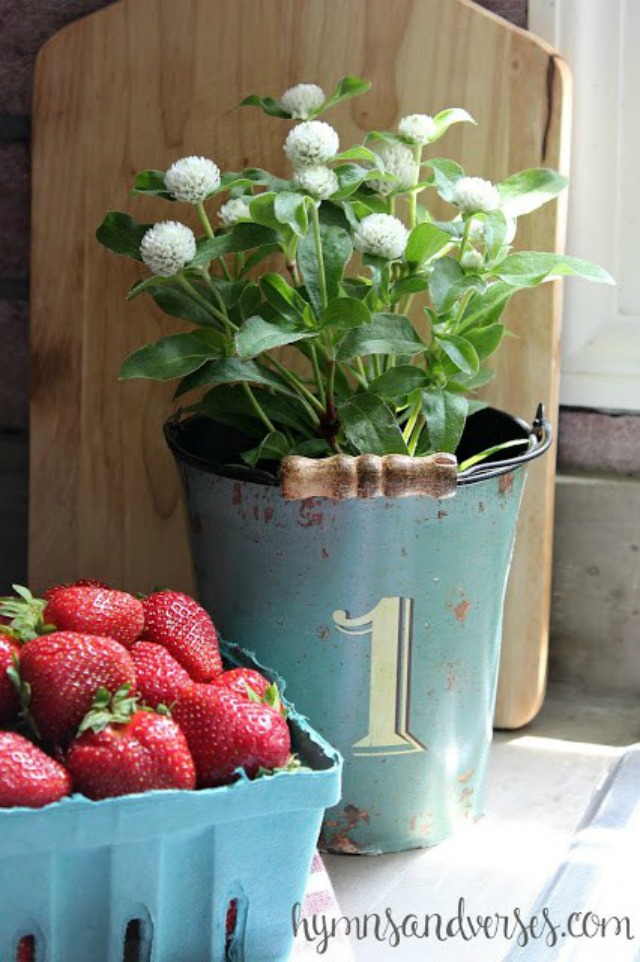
[256,754,309,778]
[0,585,56,642]
[244,680,288,717]
[77,683,139,735]
[7,654,41,740]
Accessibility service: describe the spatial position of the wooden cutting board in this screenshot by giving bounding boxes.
[30,0,570,729]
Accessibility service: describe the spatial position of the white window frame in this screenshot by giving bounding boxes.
[530,0,640,411]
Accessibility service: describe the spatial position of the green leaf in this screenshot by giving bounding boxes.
[149,281,220,326]
[235,315,315,358]
[323,76,372,112]
[189,223,278,268]
[368,365,429,398]
[321,297,371,330]
[339,394,408,455]
[120,332,219,381]
[464,324,504,361]
[260,273,309,320]
[332,164,377,199]
[432,108,476,140]
[131,170,173,199]
[274,192,313,237]
[422,389,469,453]
[495,252,615,287]
[450,367,495,390]
[458,281,513,331]
[239,94,290,118]
[334,146,382,167]
[337,314,425,359]
[389,275,430,302]
[425,159,465,202]
[96,211,152,260]
[428,257,465,312]
[194,384,314,436]
[436,334,480,375]
[479,210,508,262]
[248,193,281,232]
[191,386,262,437]
[498,168,568,217]
[458,438,529,472]
[405,222,452,266]
[289,438,332,457]
[241,431,291,466]
[298,223,353,316]
[174,358,294,398]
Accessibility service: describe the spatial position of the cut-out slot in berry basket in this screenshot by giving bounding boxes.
[0,642,342,962]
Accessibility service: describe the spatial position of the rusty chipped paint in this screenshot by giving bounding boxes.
[298,498,324,528]
[499,472,516,496]
[322,803,371,854]
[454,598,471,623]
[437,509,448,519]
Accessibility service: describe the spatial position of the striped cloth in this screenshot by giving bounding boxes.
[291,852,355,961]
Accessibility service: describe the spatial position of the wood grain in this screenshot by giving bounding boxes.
[30,0,570,728]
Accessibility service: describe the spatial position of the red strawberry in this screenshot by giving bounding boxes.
[172,684,291,787]
[215,667,270,701]
[18,632,136,744]
[142,591,222,682]
[44,586,144,647]
[66,686,195,800]
[0,635,20,723]
[0,731,71,808]
[131,641,193,708]
[43,578,110,602]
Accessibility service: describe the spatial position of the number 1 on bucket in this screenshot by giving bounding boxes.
[333,598,425,756]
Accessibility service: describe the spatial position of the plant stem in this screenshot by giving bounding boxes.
[408,145,422,229]
[310,204,328,311]
[197,202,214,239]
[309,344,326,405]
[178,274,230,329]
[196,201,231,280]
[458,218,472,264]
[241,382,277,433]
[402,396,422,445]
[265,354,324,421]
[354,357,369,386]
[407,414,426,456]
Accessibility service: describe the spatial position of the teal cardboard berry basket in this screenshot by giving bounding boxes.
[0,642,342,962]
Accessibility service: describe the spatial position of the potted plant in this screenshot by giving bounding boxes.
[97,76,612,854]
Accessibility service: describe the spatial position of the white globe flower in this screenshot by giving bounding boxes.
[218,197,251,227]
[284,121,340,168]
[453,176,500,213]
[140,221,197,276]
[373,143,418,195]
[280,83,326,120]
[504,216,517,244]
[398,113,436,145]
[353,214,409,261]
[164,156,221,204]
[295,165,339,200]
[460,248,484,271]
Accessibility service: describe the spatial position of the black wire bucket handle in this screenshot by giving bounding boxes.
[457,403,553,486]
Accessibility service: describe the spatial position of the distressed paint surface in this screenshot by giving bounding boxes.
[179,464,526,853]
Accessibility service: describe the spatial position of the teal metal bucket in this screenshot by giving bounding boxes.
[167,408,551,854]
